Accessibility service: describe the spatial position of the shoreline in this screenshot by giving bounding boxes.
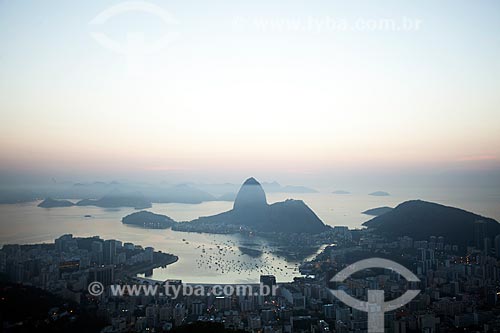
[117,252,179,279]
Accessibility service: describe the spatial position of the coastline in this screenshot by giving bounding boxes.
[117,252,179,279]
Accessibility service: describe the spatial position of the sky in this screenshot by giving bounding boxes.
[0,0,499,186]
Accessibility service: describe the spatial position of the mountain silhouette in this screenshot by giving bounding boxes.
[190,177,328,233]
[38,198,75,208]
[76,191,152,209]
[363,200,500,248]
[234,177,267,209]
[362,206,393,216]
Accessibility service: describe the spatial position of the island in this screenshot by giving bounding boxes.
[122,211,176,229]
[369,191,390,196]
[362,206,393,216]
[38,198,75,208]
[332,190,350,195]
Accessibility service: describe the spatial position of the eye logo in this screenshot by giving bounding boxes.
[89,1,179,56]
[329,258,420,333]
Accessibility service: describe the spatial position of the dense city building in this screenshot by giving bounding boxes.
[1,228,500,332]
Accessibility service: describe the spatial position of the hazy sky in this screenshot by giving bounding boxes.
[1,0,499,184]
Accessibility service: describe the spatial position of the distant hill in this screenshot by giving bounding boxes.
[76,192,151,209]
[0,181,218,205]
[72,182,216,204]
[38,198,75,208]
[122,211,175,229]
[280,185,318,193]
[193,181,318,196]
[187,177,328,234]
[261,181,318,193]
[148,184,216,204]
[369,191,390,196]
[363,200,500,248]
[217,192,237,201]
[1,180,316,205]
[333,190,350,195]
[0,189,38,204]
[362,206,393,216]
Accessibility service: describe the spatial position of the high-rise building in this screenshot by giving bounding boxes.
[191,300,205,316]
[165,280,183,298]
[494,234,500,259]
[484,237,492,256]
[173,303,186,326]
[214,296,231,311]
[473,220,487,249]
[159,305,173,321]
[91,241,103,265]
[103,239,117,265]
[323,304,335,319]
[437,236,445,250]
[261,309,275,323]
[429,236,437,250]
[145,305,158,328]
[55,234,73,252]
[89,265,114,286]
[260,275,276,289]
[145,247,154,263]
[292,316,313,332]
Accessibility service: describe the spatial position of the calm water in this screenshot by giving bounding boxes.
[0,188,499,283]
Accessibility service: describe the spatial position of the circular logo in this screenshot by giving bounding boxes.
[88,281,105,296]
[329,258,420,333]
